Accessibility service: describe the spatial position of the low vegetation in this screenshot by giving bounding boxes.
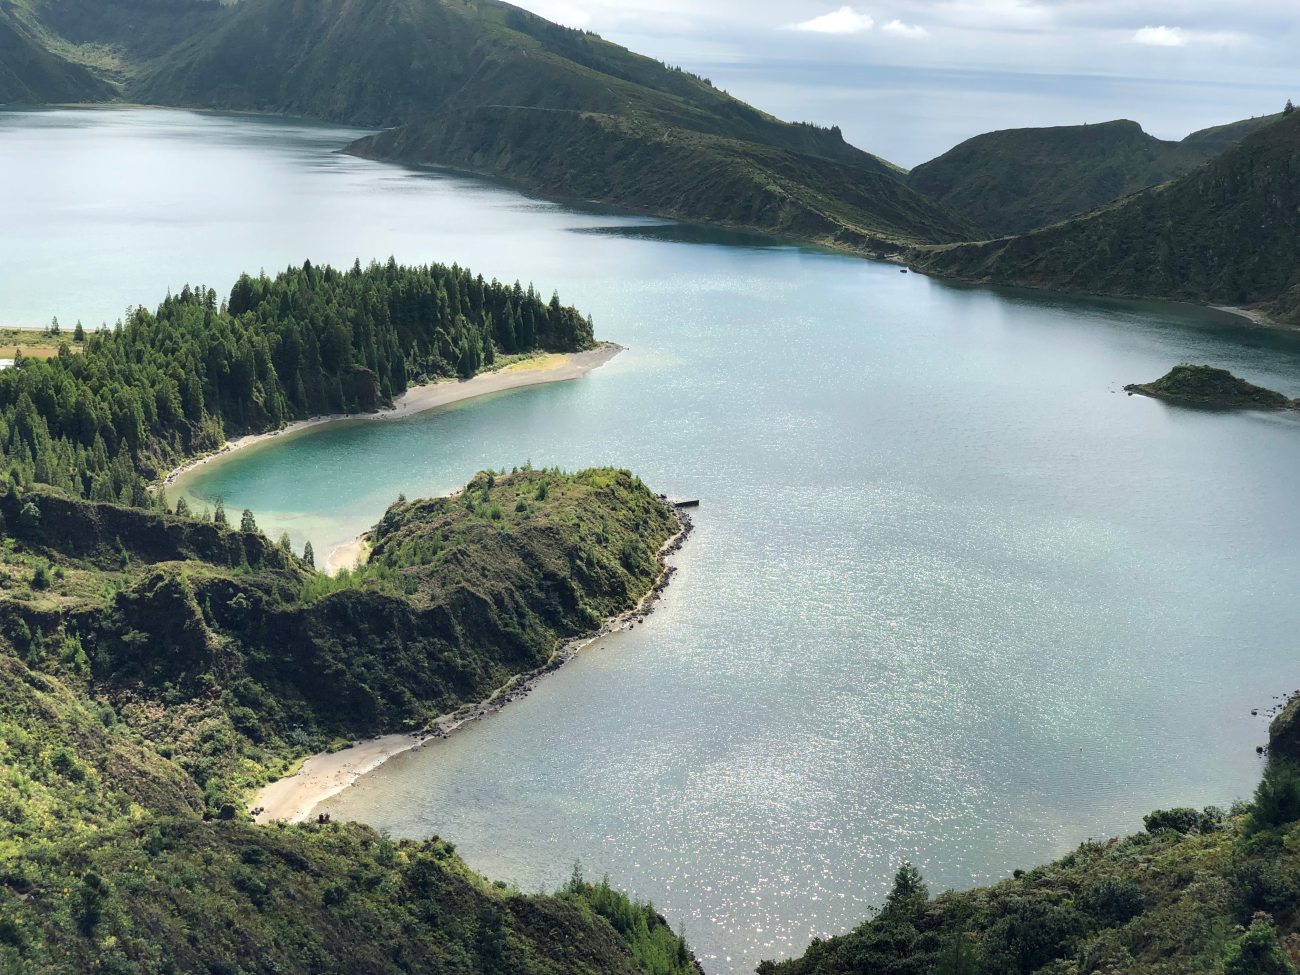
[0,470,692,973]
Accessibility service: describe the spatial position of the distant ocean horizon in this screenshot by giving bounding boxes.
[684,60,1293,167]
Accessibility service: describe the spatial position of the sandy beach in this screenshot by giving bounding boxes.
[325,535,371,576]
[1213,305,1282,328]
[250,505,694,824]
[163,343,623,489]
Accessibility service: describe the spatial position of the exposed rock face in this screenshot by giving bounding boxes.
[1271,696,1300,762]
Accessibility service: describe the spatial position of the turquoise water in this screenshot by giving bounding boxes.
[6,108,1300,973]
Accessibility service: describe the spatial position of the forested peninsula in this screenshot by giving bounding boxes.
[0,259,593,508]
[0,245,706,972]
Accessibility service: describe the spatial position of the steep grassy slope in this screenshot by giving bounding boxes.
[0,10,113,103]
[0,471,694,973]
[760,708,1300,975]
[3,0,971,248]
[914,112,1300,318]
[907,115,1281,237]
[129,0,867,160]
[1,468,678,811]
[350,106,975,250]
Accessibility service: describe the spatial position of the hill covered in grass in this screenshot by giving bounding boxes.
[1125,365,1296,411]
[906,115,1281,237]
[0,469,693,973]
[914,111,1300,321]
[2,0,974,250]
[0,8,113,103]
[761,706,1300,975]
[349,104,973,250]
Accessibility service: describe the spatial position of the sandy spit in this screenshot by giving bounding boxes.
[1212,305,1283,328]
[163,343,623,489]
[250,506,694,824]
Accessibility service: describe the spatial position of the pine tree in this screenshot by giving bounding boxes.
[73,321,86,343]
[240,509,258,533]
[303,541,315,569]
[213,497,227,527]
[174,496,191,518]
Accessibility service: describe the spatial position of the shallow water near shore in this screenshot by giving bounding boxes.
[6,107,1300,973]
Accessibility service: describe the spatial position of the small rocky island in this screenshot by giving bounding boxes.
[1125,364,1297,410]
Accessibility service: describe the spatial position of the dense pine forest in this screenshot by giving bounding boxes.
[0,260,594,505]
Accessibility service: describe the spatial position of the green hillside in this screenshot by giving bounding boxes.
[907,115,1280,237]
[761,706,1300,975]
[0,470,693,973]
[914,111,1300,321]
[349,105,974,250]
[1,0,973,249]
[0,9,113,103]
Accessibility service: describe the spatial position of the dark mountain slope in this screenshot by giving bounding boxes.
[122,0,971,247]
[129,0,877,162]
[908,114,1280,237]
[914,112,1300,320]
[350,105,975,249]
[0,0,975,247]
[0,10,113,103]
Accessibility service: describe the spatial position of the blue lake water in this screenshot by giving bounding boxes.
[5,107,1300,973]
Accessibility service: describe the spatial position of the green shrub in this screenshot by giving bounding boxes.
[1143,807,1201,834]
[1249,761,1300,833]
[1083,877,1145,925]
[1222,917,1298,975]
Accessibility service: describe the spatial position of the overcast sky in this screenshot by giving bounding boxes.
[512,0,1299,166]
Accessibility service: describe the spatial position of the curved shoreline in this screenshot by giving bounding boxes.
[251,505,694,824]
[163,343,623,491]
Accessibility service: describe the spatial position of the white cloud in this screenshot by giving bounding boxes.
[1132,25,1244,47]
[882,19,929,38]
[1133,25,1186,46]
[789,6,875,34]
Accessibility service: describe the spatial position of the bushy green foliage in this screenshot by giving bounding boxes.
[1223,918,1298,975]
[1249,760,1300,833]
[561,866,696,975]
[0,260,591,506]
